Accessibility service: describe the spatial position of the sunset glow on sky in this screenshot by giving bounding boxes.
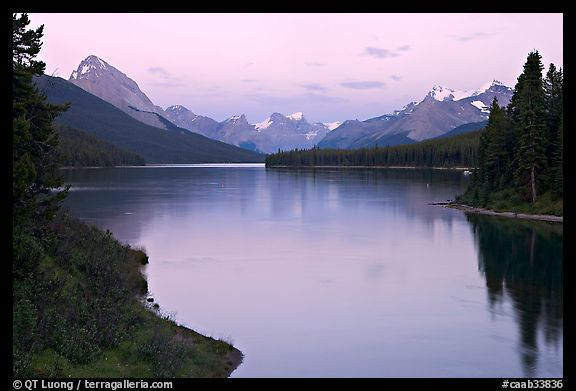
[29,13,563,124]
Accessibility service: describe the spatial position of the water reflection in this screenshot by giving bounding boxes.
[61,166,563,377]
[467,214,563,376]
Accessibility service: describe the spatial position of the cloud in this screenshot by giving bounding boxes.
[340,81,386,89]
[454,32,490,42]
[148,66,171,77]
[363,47,398,59]
[390,75,402,81]
[305,62,326,67]
[147,66,186,88]
[363,45,411,59]
[300,83,327,92]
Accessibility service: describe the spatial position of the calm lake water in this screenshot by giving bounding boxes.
[62,164,563,378]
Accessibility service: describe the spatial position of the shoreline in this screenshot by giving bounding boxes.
[446,203,563,223]
[266,165,472,170]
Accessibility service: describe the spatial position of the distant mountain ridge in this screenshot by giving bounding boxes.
[69,55,341,153]
[36,75,264,163]
[319,80,513,149]
[67,55,512,154]
[166,107,338,153]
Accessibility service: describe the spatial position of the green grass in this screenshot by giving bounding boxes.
[458,189,563,216]
[14,212,242,378]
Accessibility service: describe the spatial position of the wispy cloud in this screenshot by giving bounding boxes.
[340,81,385,89]
[363,45,411,59]
[148,66,171,77]
[390,75,402,81]
[300,83,327,92]
[454,32,490,42]
[305,62,326,67]
[148,66,186,88]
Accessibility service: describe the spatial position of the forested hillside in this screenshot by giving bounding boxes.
[56,125,145,167]
[35,75,265,164]
[266,129,481,168]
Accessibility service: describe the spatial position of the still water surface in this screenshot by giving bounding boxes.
[62,165,562,378]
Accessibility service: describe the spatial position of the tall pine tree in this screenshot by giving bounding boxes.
[509,51,546,203]
[13,13,68,227]
[544,64,563,197]
[483,98,513,192]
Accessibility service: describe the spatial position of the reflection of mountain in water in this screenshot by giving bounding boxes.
[467,214,563,377]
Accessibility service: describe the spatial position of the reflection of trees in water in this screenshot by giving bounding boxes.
[267,167,468,226]
[467,214,562,376]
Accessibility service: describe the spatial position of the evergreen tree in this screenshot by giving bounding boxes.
[475,98,512,198]
[544,64,563,196]
[544,64,563,146]
[13,13,69,226]
[486,98,514,190]
[510,51,546,203]
[553,115,563,198]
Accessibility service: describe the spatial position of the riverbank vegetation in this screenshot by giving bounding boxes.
[13,13,241,377]
[266,130,481,168]
[14,212,241,377]
[457,51,563,216]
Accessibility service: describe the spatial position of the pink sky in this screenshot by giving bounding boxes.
[28,13,563,124]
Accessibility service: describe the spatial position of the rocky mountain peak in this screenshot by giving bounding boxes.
[166,105,194,116]
[226,114,249,125]
[69,55,111,81]
[287,112,304,121]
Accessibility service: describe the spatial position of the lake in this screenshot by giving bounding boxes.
[61,164,563,378]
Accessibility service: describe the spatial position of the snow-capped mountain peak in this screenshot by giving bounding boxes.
[255,116,273,131]
[165,104,194,115]
[287,112,304,121]
[226,114,248,124]
[428,85,472,102]
[474,79,510,95]
[255,112,309,132]
[428,85,456,101]
[322,121,342,131]
[69,55,110,80]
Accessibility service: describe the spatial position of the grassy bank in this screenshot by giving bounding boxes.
[13,211,242,377]
[456,189,563,217]
[447,203,563,223]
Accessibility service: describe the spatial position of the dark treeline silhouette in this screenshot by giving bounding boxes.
[56,124,146,167]
[266,130,481,168]
[467,213,562,376]
[459,51,562,214]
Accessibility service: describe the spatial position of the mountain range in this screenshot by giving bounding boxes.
[68,56,341,154]
[53,55,515,160]
[36,75,264,163]
[318,81,513,149]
